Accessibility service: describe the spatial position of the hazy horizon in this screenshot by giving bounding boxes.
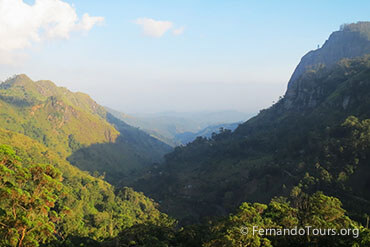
[1,0,369,114]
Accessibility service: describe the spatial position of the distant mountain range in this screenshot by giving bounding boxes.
[106,108,253,146]
[175,122,241,144]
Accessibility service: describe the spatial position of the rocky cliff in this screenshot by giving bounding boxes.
[285,21,370,109]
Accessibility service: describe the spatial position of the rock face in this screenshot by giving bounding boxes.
[284,22,370,109]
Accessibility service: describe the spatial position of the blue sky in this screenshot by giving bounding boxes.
[0,0,369,113]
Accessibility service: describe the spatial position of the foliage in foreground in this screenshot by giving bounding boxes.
[0,145,63,246]
[110,191,370,247]
[0,142,175,247]
[3,138,368,247]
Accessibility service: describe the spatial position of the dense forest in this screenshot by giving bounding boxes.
[1,22,370,246]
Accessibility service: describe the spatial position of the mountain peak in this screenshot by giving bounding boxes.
[287,21,370,90]
[0,74,61,106]
[14,73,32,81]
[0,75,106,118]
[340,21,370,38]
[1,74,33,88]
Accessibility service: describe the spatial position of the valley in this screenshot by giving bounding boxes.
[107,108,251,146]
[1,7,370,246]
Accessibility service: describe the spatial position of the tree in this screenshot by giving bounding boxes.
[0,145,63,247]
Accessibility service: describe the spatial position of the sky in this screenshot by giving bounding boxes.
[0,0,369,114]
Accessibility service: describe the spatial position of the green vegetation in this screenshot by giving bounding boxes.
[1,140,368,247]
[201,191,369,247]
[131,55,370,226]
[0,145,63,247]
[0,137,175,247]
[101,191,369,246]
[0,74,171,183]
[1,24,370,246]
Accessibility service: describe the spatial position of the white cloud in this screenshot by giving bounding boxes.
[134,18,173,38]
[0,0,104,64]
[173,26,185,36]
[76,13,104,32]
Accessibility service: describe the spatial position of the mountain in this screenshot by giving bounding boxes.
[285,23,370,110]
[0,75,175,245]
[130,23,370,224]
[175,122,241,144]
[107,108,252,146]
[1,93,367,247]
[0,74,172,183]
[287,21,370,90]
[2,23,370,247]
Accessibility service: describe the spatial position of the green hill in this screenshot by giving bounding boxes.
[0,74,172,183]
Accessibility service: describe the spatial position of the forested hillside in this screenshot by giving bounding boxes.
[0,74,171,183]
[0,129,174,246]
[1,132,369,246]
[132,51,370,225]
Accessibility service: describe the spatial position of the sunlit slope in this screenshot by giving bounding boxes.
[0,74,171,182]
